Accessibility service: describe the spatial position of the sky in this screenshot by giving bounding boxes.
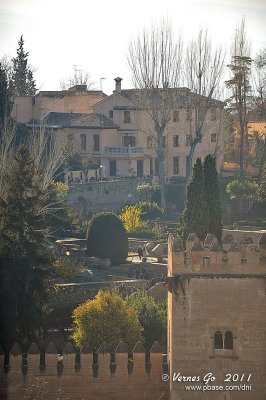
[0,0,265,95]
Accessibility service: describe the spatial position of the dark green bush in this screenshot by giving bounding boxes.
[136,201,164,220]
[86,212,128,265]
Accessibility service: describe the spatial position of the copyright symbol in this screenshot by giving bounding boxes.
[161,374,169,382]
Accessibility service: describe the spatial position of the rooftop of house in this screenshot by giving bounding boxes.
[118,88,223,109]
[41,112,119,129]
[35,85,107,98]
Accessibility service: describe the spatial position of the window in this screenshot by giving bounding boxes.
[214,330,234,350]
[173,156,179,175]
[124,110,131,123]
[173,135,179,147]
[211,108,217,121]
[224,331,233,349]
[80,134,86,151]
[93,134,99,151]
[214,331,223,349]
[173,110,179,122]
[147,136,153,148]
[109,110,113,119]
[186,108,192,121]
[123,136,135,147]
[186,134,192,146]
[211,133,217,142]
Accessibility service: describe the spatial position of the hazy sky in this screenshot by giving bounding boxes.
[0,0,265,94]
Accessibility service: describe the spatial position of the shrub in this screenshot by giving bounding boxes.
[53,257,83,279]
[137,183,161,204]
[120,205,148,233]
[87,212,128,264]
[72,290,142,352]
[136,201,164,220]
[126,292,167,349]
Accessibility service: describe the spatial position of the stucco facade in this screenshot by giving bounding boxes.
[12,79,224,180]
[93,78,224,180]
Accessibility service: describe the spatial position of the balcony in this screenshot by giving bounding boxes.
[104,146,144,154]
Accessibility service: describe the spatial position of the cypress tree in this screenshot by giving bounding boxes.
[204,155,223,243]
[179,158,210,241]
[0,146,49,347]
[0,62,13,132]
[10,35,36,96]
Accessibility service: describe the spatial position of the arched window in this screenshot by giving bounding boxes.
[224,331,233,349]
[214,331,223,349]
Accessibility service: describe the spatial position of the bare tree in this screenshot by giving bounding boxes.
[127,20,183,209]
[184,29,225,180]
[226,18,252,180]
[60,67,96,90]
[28,124,67,191]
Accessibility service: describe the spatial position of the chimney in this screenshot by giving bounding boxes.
[114,77,122,93]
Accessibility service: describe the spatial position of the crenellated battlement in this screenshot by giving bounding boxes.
[168,232,266,276]
[0,340,169,400]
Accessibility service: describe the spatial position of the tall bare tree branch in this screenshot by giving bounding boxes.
[184,29,225,179]
[127,20,183,209]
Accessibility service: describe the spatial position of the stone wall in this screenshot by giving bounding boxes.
[0,343,169,400]
[67,179,151,212]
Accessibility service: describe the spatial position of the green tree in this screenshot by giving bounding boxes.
[10,35,36,96]
[204,155,223,242]
[126,292,167,350]
[0,146,50,352]
[226,179,259,219]
[87,212,128,264]
[179,158,209,241]
[0,62,13,132]
[72,290,142,353]
[136,201,164,220]
[257,175,266,204]
[225,18,252,180]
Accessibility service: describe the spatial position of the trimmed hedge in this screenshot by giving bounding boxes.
[86,212,128,265]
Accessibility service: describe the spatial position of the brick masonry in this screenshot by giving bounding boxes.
[167,232,266,400]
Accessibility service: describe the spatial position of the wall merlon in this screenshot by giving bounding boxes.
[168,233,266,276]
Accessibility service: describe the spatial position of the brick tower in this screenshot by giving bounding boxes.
[167,232,266,400]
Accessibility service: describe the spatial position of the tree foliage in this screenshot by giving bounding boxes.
[10,35,36,96]
[126,292,167,350]
[72,290,142,352]
[179,158,210,241]
[135,201,164,220]
[226,179,259,200]
[0,62,13,132]
[225,18,252,180]
[0,146,51,348]
[204,155,222,242]
[120,205,145,233]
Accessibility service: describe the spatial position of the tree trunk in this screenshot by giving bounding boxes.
[156,128,166,210]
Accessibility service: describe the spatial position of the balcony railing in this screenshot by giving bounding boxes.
[104,146,144,154]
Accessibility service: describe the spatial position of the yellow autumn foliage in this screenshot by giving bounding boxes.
[72,290,142,352]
